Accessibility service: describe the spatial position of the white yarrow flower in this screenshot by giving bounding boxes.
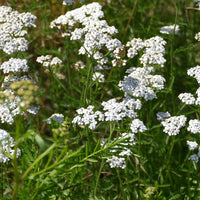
[0,129,21,163]
[187,119,200,134]
[106,156,126,169]
[160,24,180,35]
[46,113,64,124]
[178,93,196,104]
[161,115,187,136]
[130,119,147,133]
[187,141,198,150]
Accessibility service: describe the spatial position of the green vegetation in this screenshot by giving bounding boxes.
[1,0,200,199]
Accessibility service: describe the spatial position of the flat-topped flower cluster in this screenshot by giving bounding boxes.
[50,2,126,83]
[0,129,21,163]
[0,6,36,54]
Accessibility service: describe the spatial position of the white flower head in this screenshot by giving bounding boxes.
[187,65,200,83]
[188,154,199,163]
[119,67,165,101]
[106,156,126,169]
[50,2,125,68]
[178,93,196,105]
[46,113,64,124]
[161,115,187,136]
[160,24,180,35]
[36,55,62,67]
[187,141,198,150]
[0,58,29,74]
[187,119,200,134]
[102,98,140,122]
[130,119,147,133]
[0,129,21,163]
[72,105,104,129]
[0,6,36,54]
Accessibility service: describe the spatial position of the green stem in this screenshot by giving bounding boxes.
[147,0,158,35]
[94,160,105,196]
[116,169,123,197]
[21,143,57,181]
[122,0,138,41]
[166,136,175,179]
[29,146,84,178]
[82,62,93,105]
[12,117,22,200]
[100,65,114,101]
[81,137,123,163]
[169,2,178,115]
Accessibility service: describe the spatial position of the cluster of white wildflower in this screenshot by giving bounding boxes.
[160,24,180,35]
[0,103,17,125]
[0,6,36,54]
[0,74,35,125]
[187,124,200,162]
[36,55,62,67]
[175,33,200,164]
[130,119,147,133]
[187,141,198,150]
[161,115,187,136]
[72,105,104,130]
[50,2,126,71]
[63,0,85,5]
[106,156,126,169]
[188,152,200,163]
[72,96,146,169]
[126,36,166,67]
[178,93,196,104]
[0,58,29,74]
[102,97,141,122]
[36,55,65,79]
[140,36,167,67]
[119,66,165,100]
[46,113,64,125]
[187,119,200,133]
[121,37,166,101]
[127,36,166,67]
[0,129,21,163]
[105,130,143,169]
[178,65,200,105]
[187,140,200,163]
[187,65,200,83]
[126,38,144,58]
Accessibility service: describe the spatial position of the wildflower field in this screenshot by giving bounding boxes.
[1,0,200,199]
